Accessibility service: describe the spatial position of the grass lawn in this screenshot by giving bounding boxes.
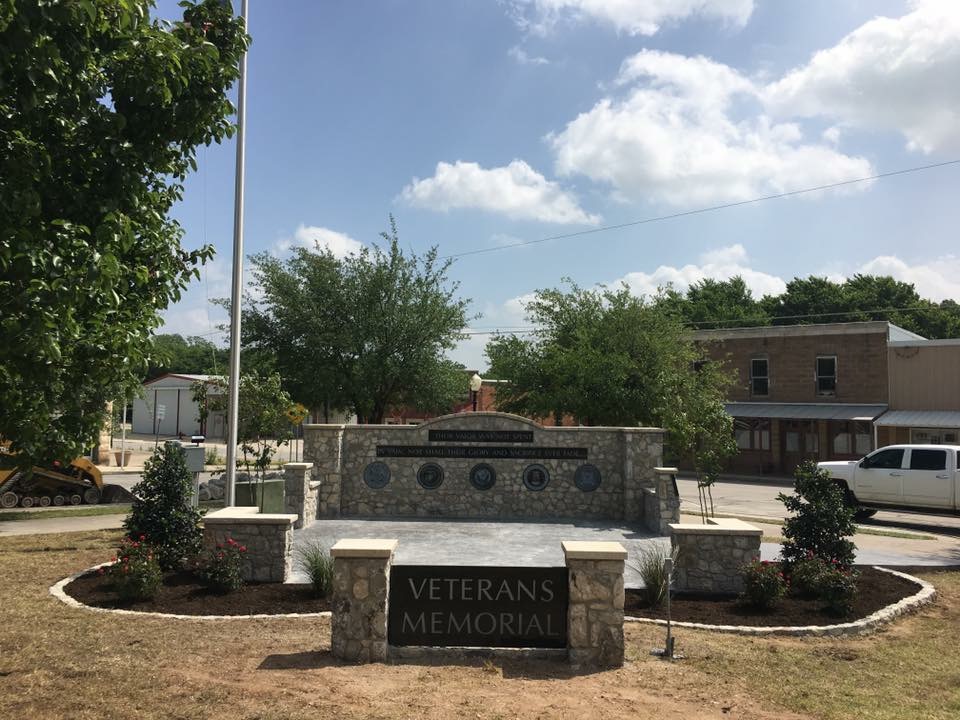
[0,531,957,719]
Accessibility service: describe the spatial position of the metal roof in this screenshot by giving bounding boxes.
[874,410,960,428]
[725,402,888,421]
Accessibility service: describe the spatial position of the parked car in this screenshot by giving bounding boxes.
[817,444,960,518]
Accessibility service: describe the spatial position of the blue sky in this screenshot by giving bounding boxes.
[157,0,960,371]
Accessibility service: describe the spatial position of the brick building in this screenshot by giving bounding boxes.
[693,321,925,476]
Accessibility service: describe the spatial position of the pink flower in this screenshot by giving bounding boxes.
[239,545,246,553]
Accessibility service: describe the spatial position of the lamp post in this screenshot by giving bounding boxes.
[469,373,482,412]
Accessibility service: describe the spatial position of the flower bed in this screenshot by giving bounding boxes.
[624,566,920,626]
[65,569,330,616]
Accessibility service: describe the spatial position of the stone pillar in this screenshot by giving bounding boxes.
[622,429,665,524]
[562,540,626,668]
[330,538,397,663]
[302,424,345,517]
[669,518,762,594]
[283,462,315,529]
[202,507,298,582]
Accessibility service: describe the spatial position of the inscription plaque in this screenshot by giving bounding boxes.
[428,430,534,443]
[388,565,568,648]
[376,445,587,460]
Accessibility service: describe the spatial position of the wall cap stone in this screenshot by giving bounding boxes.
[330,538,398,558]
[653,466,679,474]
[308,481,322,490]
[203,507,298,526]
[562,540,627,561]
[669,517,762,537]
[283,462,314,470]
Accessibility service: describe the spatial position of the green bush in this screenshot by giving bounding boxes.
[628,543,679,608]
[200,536,247,594]
[819,565,860,617]
[778,461,857,570]
[106,535,162,601]
[789,553,831,599]
[296,541,334,597]
[125,443,203,570]
[740,560,787,610]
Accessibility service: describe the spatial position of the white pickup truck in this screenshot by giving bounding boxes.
[818,444,960,518]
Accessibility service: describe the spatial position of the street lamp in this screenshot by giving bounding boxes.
[469,373,483,412]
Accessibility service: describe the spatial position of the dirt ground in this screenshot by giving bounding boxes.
[0,530,954,720]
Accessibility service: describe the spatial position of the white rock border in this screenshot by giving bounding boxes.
[50,562,332,621]
[625,566,935,637]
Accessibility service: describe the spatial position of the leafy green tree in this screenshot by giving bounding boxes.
[146,334,229,380]
[0,1,248,466]
[486,281,737,496]
[124,442,203,571]
[243,217,471,423]
[675,276,768,329]
[778,461,857,569]
[762,276,853,325]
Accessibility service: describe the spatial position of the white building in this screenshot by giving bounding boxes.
[132,374,226,439]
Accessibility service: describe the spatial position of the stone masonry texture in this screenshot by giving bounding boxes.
[303,412,664,525]
[202,521,293,583]
[566,558,625,667]
[331,555,392,663]
[670,527,761,594]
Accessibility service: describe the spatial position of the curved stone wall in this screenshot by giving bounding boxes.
[303,412,666,524]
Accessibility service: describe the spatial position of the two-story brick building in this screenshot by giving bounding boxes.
[692,321,925,476]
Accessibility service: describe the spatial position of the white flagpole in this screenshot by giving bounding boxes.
[224,0,249,507]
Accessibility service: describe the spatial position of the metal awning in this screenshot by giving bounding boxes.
[725,403,888,421]
[874,410,960,428]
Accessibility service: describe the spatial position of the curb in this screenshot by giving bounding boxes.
[624,567,935,636]
[49,562,332,621]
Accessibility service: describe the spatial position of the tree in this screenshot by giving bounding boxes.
[124,442,203,571]
[662,276,768,329]
[243,217,471,423]
[486,281,737,499]
[0,1,248,466]
[146,334,229,380]
[762,276,853,325]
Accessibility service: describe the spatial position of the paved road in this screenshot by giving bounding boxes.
[677,475,960,536]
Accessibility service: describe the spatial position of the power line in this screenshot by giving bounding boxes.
[440,158,960,260]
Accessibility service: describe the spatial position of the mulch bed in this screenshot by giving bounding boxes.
[66,570,330,616]
[625,566,921,626]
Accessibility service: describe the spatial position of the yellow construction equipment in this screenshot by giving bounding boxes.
[0,446,104,509]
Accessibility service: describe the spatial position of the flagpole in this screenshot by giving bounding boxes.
[224,0,249,507]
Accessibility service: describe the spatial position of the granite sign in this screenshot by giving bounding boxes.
[388,566,568,648]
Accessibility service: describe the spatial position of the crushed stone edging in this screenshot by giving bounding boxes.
[49,562,332,621]
[624,566,936,636]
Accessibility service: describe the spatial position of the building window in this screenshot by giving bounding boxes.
[816,356,837,396]
[912,428,960,444]
[750,358,769,396]
[734,419,770,451]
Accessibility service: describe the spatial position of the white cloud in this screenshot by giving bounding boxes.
[764,0,960,153]
[400,160,600,225]
[856,254,960,303]
[274,225,363,257]
[613,243,787,299]
[508,46,550,66]
[159,306,226,341]
[549,50,873,206]
[508,0,754,36]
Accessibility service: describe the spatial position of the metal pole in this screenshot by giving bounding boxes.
[120,398,127,469]
[224,0,249,508]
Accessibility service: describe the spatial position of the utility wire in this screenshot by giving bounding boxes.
[440,159,960,260]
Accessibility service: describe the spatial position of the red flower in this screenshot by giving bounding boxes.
[239,546,246,553]
[139,535,146,541]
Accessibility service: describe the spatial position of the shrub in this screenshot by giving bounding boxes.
[789,553,831,599]
[778,461,857,570]
[201,536,247,593]
[296,541,334,597]
[819,565,860,617]
[628,543,679,608]
[740,560,787,610]
[124,443,203,570]
[106,535,162,601]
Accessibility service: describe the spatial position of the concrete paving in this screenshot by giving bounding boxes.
[0,513,126,537]
[291,518,668,588]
